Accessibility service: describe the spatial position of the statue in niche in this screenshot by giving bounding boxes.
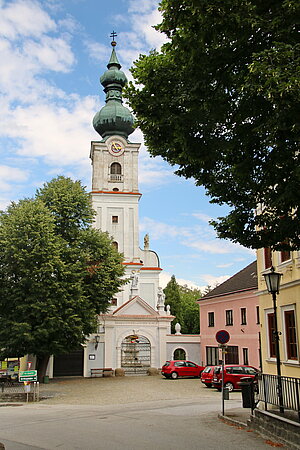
[144,233,149,250]
[131,271,139,288]
[157,287,165,307]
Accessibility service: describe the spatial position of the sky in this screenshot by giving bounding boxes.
[0,0,255,291]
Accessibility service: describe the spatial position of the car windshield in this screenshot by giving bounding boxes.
[163,362,170,367]
[203,367,211,373]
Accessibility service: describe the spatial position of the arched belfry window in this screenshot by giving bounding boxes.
[110,163,122,182]
[112,241,118,251]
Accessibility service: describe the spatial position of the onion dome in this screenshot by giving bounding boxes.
[93,38,134,139]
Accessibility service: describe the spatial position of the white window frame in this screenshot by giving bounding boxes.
[278,251,292,266]
[264,307,276,361]
[281,304,299,364]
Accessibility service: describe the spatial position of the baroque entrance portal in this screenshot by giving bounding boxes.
[121,335,151,375]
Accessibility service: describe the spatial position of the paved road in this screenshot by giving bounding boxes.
[0,377,277,450]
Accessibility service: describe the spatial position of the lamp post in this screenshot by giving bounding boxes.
[263,266,284,413]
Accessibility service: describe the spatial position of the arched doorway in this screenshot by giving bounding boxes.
[173,348,186,360]
[121,335,151,375]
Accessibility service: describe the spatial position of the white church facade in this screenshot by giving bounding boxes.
[48,38,201,377]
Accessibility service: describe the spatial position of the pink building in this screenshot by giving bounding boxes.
[198,261,260,369]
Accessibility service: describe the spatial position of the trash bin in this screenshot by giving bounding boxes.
[43,375,49,384]
[223,387,230,400]
[239,377,254,408]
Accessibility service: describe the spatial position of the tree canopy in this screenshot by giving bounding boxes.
[0,177,125,378]
[127,0,300,251]
[164,275,201,334]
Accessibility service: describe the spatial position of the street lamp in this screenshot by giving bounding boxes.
[263,266,284,413]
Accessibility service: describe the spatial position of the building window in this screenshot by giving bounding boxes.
[226,309,233,326]
[110,162,121,174]
[267,312,276,358]
[241,308,247,325]
[174,348,186,360]
[280,249,291,263]
[110,163,122,182]
[206,347,219,365]
[208,312,215,327]
[112,241,118,251]
[112,216,118,223]
[264,248,272,269]
[284,310,298,360]
[256,306,260,324]
[111,298,117,306]
[243,348,249,365]
[225,346,239,364]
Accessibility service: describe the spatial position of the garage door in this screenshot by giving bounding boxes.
[53,348,84,377]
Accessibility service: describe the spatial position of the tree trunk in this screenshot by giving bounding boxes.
[36,355,50,382]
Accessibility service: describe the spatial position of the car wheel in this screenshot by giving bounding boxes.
[224,382,234,392]
[171,372,178,379]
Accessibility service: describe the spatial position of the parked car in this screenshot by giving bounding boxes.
[162,360,205,379]
[200,365,215,387]
[212,364,258,391]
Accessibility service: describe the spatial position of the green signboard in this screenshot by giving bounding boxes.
[19,370,38,382]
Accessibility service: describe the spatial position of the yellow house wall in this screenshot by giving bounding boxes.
[257,250,300,378]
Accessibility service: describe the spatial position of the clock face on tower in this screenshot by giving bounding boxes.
[109,141,124,156]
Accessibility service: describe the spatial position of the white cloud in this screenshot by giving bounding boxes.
[185,240,236,255]
[3,96,98,166]
[120,0,165,57]
[84,40,108,63]
[159,271,204,291]
[216,263,234,268]
[0,0,56,40]
[0,165,28,190]
[200,274,230,288]
[192,212,213,223]
[140,217,192,240]
[23,36,75,72]
[140,216,253,256]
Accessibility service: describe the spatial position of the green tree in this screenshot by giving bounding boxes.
[0,177,125,379]
[164,275,184,333]
[127,0,300,252]
[179,285,201,334]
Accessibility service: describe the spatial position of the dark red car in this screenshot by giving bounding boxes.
[200,365,215,387]
[212,364,258,391]
[162,360,205,379]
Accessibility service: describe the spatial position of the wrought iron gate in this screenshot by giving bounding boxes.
[121,335,151,375]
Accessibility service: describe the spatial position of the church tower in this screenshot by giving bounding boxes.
[90,37,161,310]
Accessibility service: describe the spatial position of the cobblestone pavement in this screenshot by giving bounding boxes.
[39,375,232,406]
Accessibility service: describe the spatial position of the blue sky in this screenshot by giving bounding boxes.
[0,0,255,290]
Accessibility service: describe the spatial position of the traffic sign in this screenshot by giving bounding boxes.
[19,370,37,382]
[216,329,230,344]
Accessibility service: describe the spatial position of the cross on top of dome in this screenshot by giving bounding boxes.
[110,30,117,47]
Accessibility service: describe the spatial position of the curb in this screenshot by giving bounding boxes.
[218,413,248,428]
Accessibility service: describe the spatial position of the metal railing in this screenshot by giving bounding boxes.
[257,373,300,422]
[109,174,123,182]
[0,380,40,402]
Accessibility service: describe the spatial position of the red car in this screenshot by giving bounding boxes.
[212,364,258,391]
[200,366,215,387]
[162,360,205,379]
